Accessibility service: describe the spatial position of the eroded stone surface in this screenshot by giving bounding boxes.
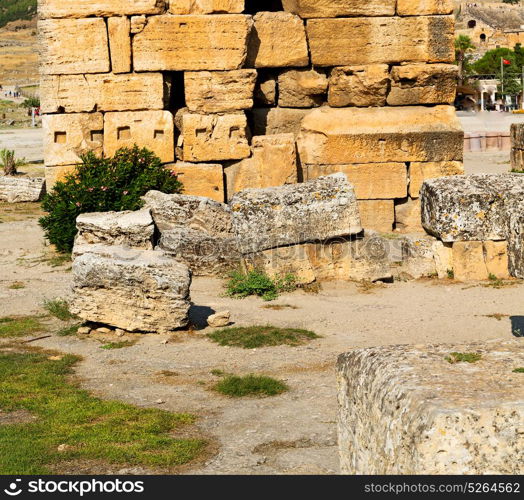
[230,174,362,254]
[0,176,46,203]
[338,340,524,474]
[421,174,524,242]
[71,247,192,333]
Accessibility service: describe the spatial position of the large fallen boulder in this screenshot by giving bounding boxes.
[338,340,524,475]
[74,208,155,255]
[0,175,45,203]
[143,191,240,276]
[230,173,362,254]
[70,246,191,333]
[421,173,524,242]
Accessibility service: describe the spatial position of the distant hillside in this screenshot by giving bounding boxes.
[0,0,37,30]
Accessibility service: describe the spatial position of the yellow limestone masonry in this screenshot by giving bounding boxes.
[39,0,463,233]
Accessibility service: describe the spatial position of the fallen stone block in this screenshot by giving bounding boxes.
[421,174,524,242]
[142,190,234,236]
[0,176,46,203]
[230,174,362,254]
[298,106,463,165]
[71,247,192,333]
[158,227,240,276]
[74,209,155,254]
[337,340,524,474]
[508,210,524,279]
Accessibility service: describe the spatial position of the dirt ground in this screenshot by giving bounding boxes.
[1,204,523,475]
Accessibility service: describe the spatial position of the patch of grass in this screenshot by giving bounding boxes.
[226,269,297,301]
[214,374,288,398]
[43,299,75,321]
[0,316,47,338]
[512,367,524,373]
[55,324,81,337]
[8,281,25,290]
[45,254,72,268]
[0,350,205,474]
[445,352,482,364]
[208,325,320,349]
[261,304,299,311]
[100,341,136,350]
[210,369,227,377]
[447,269,455,279]
[483,313,509,321]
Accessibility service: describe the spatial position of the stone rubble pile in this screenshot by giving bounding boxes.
[39,0,463,233]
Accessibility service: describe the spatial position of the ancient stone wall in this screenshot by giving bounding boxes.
[39,0,463,233]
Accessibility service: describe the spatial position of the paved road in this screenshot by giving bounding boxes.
[0,128,43,162]
[458,111,524,133]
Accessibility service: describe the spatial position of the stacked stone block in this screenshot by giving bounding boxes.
[512,123,524,172]
[39,0,463,231]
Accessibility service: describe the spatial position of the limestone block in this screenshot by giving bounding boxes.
[43,113,104,167]
[142,190,234,236]
[452,241,489,281]
[512,149,524,172]
[281,0,396,17]
[165,162,224,202]
[484,240,510,279]
[131,16,148,34]
[388,64,458,106]
[38,0,165,18]
[328,65,389,108]
[511,123,524,149]
[244,234,394,284]
[421,174,524,242]
[185,70,257,113]
[0,176,46,203]
[358,200,395,233]
[169,0,244,14]
[397,234,438,279]
[104,111,175,163]
[247,12,309,68]
[338,340,524,474]
[307,16,455,67]
[251,108,311,137]
[397,0,454,16]
[297,106,463,165]
[395,198,423,233]
[44,165,77,190]
[39,19,110,75]
[159,228,240,276]
[108,17,131,74]
[508,211,524,279]
[74,209,155,252]
[410,161,464,199]
[41,73,168,114]
[71,247,192,333]
[181,112,250,162]
[432,240,453,279]
[305,163,408,200]
[255,76,277,106]
[230,174,362,254]
[133,15,252,71]
[278,69,328,108]
[225,134,298,200]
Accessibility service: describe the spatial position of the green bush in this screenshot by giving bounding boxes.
[226,269,297,301]
[39,146,182,253]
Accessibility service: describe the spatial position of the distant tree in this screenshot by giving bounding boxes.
[472,47,518,75]
[455,35,476,85]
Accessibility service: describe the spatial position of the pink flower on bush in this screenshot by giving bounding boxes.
[75,202,81,207]
[101,186,108,191]
[123,190,129,195]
